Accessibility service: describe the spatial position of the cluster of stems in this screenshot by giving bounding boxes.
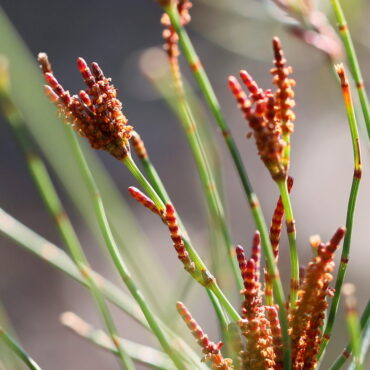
[0,0,369,369]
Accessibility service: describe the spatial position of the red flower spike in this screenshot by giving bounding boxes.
[240,69,265,102]
[128,187,159,216]
[39,54,133,160]
[161,1,192,60]
[289,227,346,369]
[91,62,105,82]
[43,85,59,103]
[77,57,96,89]
[250,231,261,282]
[165,204,195,272]
[38,52,53,75]
[269,176,294,260]
[130,131,148,161]
[176,302,233,369]
[266,306,283,368]
[229,37,295,182]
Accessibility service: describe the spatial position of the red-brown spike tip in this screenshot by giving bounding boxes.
[44,72,59,88]
[77,57,88,72]
[43,85,59,102]
[228,75,239,90]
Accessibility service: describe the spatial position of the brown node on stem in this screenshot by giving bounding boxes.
[289,227,346,369]
[38,54,133,160]
[228,37,296,182]
[176,301,233,369]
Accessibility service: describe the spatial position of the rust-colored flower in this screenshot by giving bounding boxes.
[289,227,346,369]
[229,37,296,181]
[38,53,132,160]
[176,301,233,369]
[236,240,276,369]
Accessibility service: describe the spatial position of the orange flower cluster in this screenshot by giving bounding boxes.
[236,237,277,369]
[38,53,132,160]
[161,0,192,60]
[289,227,346,369]
[176,302,233,369]
[228,38,296,181]
[174,226,344,370]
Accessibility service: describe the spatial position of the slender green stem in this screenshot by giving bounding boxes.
[167,57,242,291]
[331,0,370,138]
[122,155,166,212]
[65,128,186,370]
[163,6,291,367]
[0,328,41,370]
[277,179,299,307]
[319,65,362,359]
[329,300,370,370]
[0,84,134,370]
[342,284,362,370]
[61,312,174,370]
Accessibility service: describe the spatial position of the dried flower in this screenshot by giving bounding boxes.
[176,302,233,369]
[38,53,133,160]
[229,37,296,181]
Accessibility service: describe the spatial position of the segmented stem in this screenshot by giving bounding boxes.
[319,64,362,359]
[331,0,370,138]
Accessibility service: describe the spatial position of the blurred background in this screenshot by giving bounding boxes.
[0,0,369,368]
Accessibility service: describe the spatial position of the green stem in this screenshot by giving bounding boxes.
[331,0,370,138]
[0,86,134,370]
[277,179,299,307]
[167,57,242,291]
[343,285,363,370]
[122,155,166,212]
[329,300,370,370]
[0,328,41,370]
[163,6,291,367]
[65,128,186,370]
[319,65,362,360]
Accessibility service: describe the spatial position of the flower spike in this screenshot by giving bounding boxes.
[229,37,296,182]
[176,302,233,369]
[38,53,133,160]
